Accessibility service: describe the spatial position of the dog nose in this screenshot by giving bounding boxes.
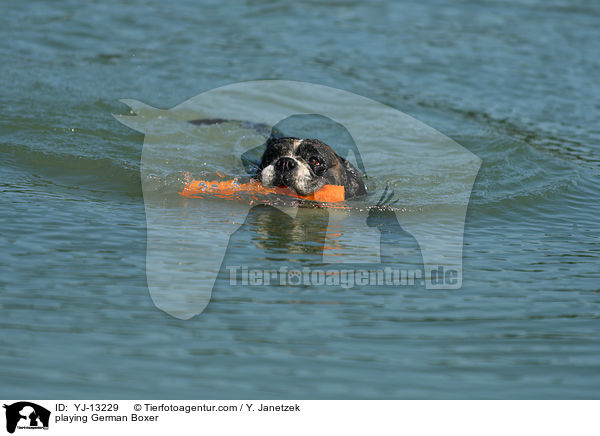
[275,157,297,172]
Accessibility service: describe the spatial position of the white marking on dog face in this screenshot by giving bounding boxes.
[292,139,303,153]
[292,160,314,195]
[260,164,275,187]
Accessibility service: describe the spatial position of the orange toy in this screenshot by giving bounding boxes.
[179,178,345,203]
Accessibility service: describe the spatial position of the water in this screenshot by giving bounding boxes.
[1,0,599,398]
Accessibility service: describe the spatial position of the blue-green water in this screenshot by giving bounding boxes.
[1,0,599,398]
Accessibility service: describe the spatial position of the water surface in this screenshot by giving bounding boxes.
[1,0,599,398]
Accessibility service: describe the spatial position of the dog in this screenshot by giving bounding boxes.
[256,137,367,199]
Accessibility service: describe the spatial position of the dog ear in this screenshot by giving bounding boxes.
[338,155,361,179]
[337,150,367,178]
[337,155,367,198]
[242,144,266,175]
[246,137,280,175]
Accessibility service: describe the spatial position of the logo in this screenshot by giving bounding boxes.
[3,402,50,434]
[115,80,481,319]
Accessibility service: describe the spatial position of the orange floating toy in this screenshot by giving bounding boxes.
[179,179,345,203]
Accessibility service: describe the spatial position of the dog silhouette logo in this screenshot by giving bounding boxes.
[3,402,50,434]
[115,80,481,319]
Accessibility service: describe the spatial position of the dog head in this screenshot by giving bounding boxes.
[257,137,366,199]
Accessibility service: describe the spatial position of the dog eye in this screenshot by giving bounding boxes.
[308,156,322,166]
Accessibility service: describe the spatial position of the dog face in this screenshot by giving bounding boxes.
[257,137,366,198]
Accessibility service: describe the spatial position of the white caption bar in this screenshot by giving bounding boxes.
[1,400,597,435]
